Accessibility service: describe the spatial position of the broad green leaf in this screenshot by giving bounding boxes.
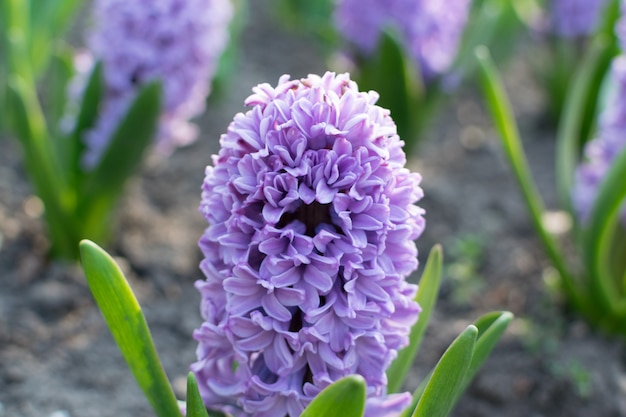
[6,75,80,258]
[186,373,210,417]
[387,245,443,394]
[475,46,587,313]
[464,311,513,387]
[301,375,366,417]
[76,81,161,242]
[47,45,75,140]
[596,0,621,40]
[29,0,85,76]
[1,0,32,78]
[82,80,161,198]
[556,35,617,213]
[79,240,183,417]
[185,373,228,417]
[69,61,104,182]
[583,146,626,318]
[357,29,425,157]
[400,311,512,417]
[411,325,477,417]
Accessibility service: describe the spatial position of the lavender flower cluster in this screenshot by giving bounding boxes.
[333,0,470,81]
[81,0,233,167]
[573,56,626,223]
[192,72,426,416]
[550,0,608,38]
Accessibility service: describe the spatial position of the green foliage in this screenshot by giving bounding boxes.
[412,325,477,417]
[387,245,443,393]
[356,30,425,157]
[513,0,619,125]
[275,0,338,51]
[79,241,511,417]
[0,2,162,259]
[400,311,513,417]
[79,240,183,417]
[477,45,626,336]
[301,375,367,417]
[556,35,618,212]
[453,0,523,80]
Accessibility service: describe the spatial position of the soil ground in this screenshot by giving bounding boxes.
[1,1,625,416]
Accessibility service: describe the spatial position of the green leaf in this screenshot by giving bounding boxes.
[300,375,366,417]
[400,311,512,417]
[47,45,75,139]
[356,29,425,157]
[556,35,617,213]
[6,75,82,258]
[475,45,587,313]
[76,81,161,242]
[186,373,210,417]
[583,146,626,318]
[79,240,183,417]
[411,326,477,417]
[464,311,513,387]
[82,80,161,198]
[6,75,46,143]
[275,0,338,50]
[69,60,104,181]
[387,245,443,393]
[29,0,85,76]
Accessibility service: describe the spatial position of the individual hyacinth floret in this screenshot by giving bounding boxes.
[573,56,626,223]
[81,0,233,168]
[192,72,426,417]
[333,0,471,81]
[550,0,608,38]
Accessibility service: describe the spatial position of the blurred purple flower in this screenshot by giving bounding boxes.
[192,72,425,416]
[333,0,470,81]
[550,0,608,38]
[80,0,233,168]
[573,56,626,223]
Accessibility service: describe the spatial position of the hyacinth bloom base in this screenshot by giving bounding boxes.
[192,72,426,416]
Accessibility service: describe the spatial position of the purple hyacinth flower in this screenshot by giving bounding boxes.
[333,0,471,81]
[80,0,233,168]
[573,56,626,223]
[550,0,608,38]
[192,72,426,417]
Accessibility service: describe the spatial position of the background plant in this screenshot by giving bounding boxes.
[512,0,620,125]
[275,0,523,157]
[476,26,626,336]
[0,0,236,259]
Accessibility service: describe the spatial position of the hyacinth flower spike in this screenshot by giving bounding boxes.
[78,71,511,417]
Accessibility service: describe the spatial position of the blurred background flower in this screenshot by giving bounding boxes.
[79,0,234,167]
